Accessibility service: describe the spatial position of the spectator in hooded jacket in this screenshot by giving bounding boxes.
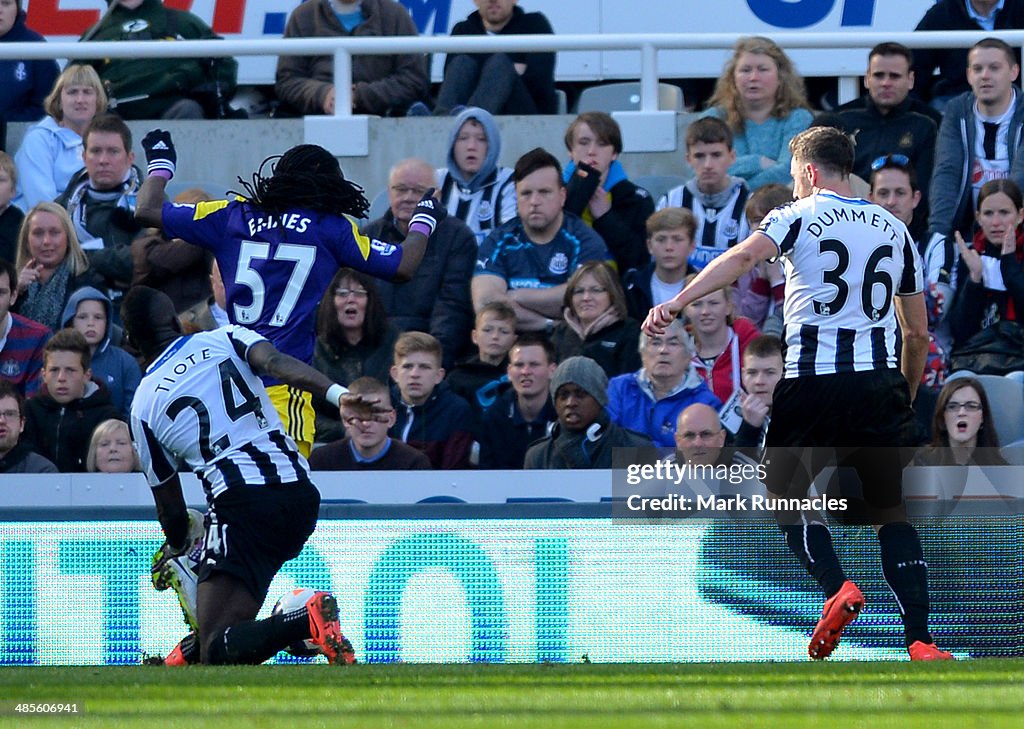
[433,0,557,116]
[0,0,59,123]
[623,207,698,322]
[562,112,654,273]
[275,0,428,117]
[21,328,122,473]
[606,318,721,448]
[61,286,141,417]
[436,107,517,246]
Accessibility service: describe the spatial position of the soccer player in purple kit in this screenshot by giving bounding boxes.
[134,129,445,457]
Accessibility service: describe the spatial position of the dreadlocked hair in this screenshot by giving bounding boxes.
[231,144,370,219]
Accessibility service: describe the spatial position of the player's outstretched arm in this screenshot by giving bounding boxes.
[642,231,777,336]
[895,292,929,403]
[135,129,177,229]
[393,190,447,282]
[247,341,338,402]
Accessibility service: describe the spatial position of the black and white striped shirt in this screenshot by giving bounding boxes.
[657,182,751,269]
[437,167,517,247]
[130,326,309,498]
[759,193,923,378]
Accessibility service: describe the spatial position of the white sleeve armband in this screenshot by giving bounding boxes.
[326,383,349,407]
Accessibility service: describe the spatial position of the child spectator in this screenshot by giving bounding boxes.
[0,151,23,263]
[623,207,697,321]
[657,116,751,270]
[21,328,122,472]
[86,418,140,473]
[308,376,431,471]
[389,331,474,469]
[684,278,760,405]
[445,301,517,435]
[61,286,141,417]
[563,111,654,273]
[736,182,789,334]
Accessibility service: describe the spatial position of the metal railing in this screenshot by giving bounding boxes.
[1,30,1021,115]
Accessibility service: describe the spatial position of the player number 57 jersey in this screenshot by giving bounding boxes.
[130,325,310,499]
[759,193,923,378]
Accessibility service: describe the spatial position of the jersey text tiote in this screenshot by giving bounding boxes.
[759,193,923,378]
[130,326,310,499]
[160,200,402,374]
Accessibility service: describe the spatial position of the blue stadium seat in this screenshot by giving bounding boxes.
[576,82,684,114]
[975,374,1024,445]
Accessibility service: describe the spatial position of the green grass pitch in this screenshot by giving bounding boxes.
[1,661,1021,728]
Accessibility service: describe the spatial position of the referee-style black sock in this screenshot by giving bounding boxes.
[878,522,932,646]
[781,523,847,597]
[205,607,311,665]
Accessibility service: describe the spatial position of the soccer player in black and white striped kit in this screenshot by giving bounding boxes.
[644,126,952,661]
[126,286,381,666]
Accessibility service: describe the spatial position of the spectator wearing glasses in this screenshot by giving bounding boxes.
[308,376,431,471]
[552,262,641,378]
[914,376,1007,465]
[312,268,400,444]
[0,379,57,473]
[837,42,939,239]
[363,158,476,370]
[606,318,720,448]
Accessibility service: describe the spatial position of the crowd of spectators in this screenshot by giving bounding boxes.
[1,1,1024,473]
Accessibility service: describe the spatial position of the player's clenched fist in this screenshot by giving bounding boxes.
[142,129,177,179]
[408,188,447,237]
[642,302,680,336]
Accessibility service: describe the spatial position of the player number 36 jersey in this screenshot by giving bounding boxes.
[759,193,923,378]
[130,325,310,499]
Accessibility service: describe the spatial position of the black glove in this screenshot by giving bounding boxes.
[564,162,601,216]
[408,188,447,236]
[142,129,177,179]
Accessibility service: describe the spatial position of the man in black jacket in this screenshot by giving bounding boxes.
[362,158,476,370]
[434,0,556,115]
[837,43,939,239]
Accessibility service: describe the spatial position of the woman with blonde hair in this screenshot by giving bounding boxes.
[704,36,812,190]
[86,419,141,473]
[551,261,641,377]
[13,202,94,331]
[14,64,108,209]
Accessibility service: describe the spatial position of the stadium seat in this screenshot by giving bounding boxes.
[633,174,689,204]
[975,374,1024,445]
[576,82,684,113]
[945,369,978,382]
[555,88,568,114]
[417,495,467,503]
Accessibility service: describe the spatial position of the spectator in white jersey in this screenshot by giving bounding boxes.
[657,117,751,270]
[436,107,516,246]
[125,285,382,667]
[623,207,698,321]
[928,38,1024,257]
[563,112,654,274]
[644,126,952,662]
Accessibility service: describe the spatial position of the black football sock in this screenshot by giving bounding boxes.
[781,522,847,598]
[204,608,310,665]
[878,522,932,646]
